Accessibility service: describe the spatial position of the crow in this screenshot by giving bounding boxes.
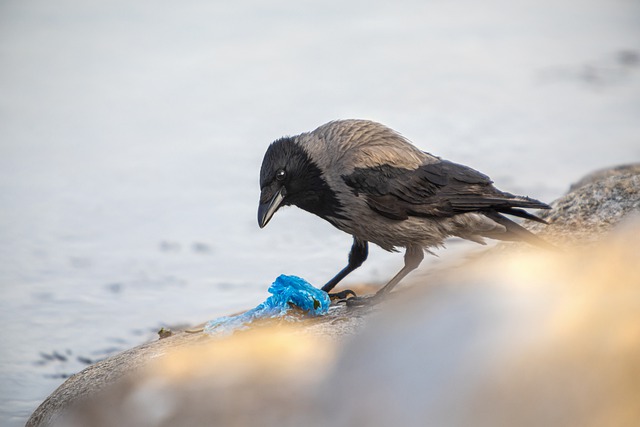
[258,119,551,302]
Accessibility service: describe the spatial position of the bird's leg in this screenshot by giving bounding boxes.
[346,245,424,306]
[378,245,424,295]
[322,238,368,300]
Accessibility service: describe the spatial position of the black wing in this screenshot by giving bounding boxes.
[342,160,550,222]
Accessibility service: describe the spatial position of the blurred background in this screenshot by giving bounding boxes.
[1,0,639,425]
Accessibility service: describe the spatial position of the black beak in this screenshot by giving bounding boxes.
[258,186,286,228]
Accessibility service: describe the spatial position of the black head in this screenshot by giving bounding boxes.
[257,136,345,228]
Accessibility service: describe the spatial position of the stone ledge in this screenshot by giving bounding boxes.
[27,164,640,427]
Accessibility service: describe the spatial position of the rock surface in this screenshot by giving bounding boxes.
[27,165,640,427]
[26,291,377,427]
[529,163,640,243]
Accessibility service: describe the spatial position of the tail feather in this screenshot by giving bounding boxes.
[483,211,558,251]
[496,207,549,224]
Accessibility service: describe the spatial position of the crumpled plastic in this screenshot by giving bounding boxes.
[204,275,331,335]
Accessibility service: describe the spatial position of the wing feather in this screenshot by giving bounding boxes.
[343,160,550,221]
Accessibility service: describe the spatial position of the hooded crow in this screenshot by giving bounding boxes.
[258,119,551,301]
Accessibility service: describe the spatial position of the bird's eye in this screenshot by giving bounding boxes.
[276,169,286,181]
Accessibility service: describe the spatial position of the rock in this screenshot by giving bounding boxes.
[26,299,376,427]
[27,165,640,427]
[26,332,204,427]
[568,163,640,191]
[528,163,640,244]
[310,218,640,427]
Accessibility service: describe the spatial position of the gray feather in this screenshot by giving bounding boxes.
[258,119,554,295]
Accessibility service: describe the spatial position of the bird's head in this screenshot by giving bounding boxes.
[258,136,315,228]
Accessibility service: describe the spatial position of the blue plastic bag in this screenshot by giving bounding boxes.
[204,275,330,335]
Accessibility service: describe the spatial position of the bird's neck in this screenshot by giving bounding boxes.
[287,166,347,223]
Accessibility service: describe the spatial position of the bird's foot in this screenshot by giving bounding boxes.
[328,289,357,302]
[342,293,385,307]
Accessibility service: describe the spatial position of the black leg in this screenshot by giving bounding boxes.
[321,238,368,293]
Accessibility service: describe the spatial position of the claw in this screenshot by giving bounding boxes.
[345,296,370,307]
[328,289,357,301]
[344,293,384,307]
